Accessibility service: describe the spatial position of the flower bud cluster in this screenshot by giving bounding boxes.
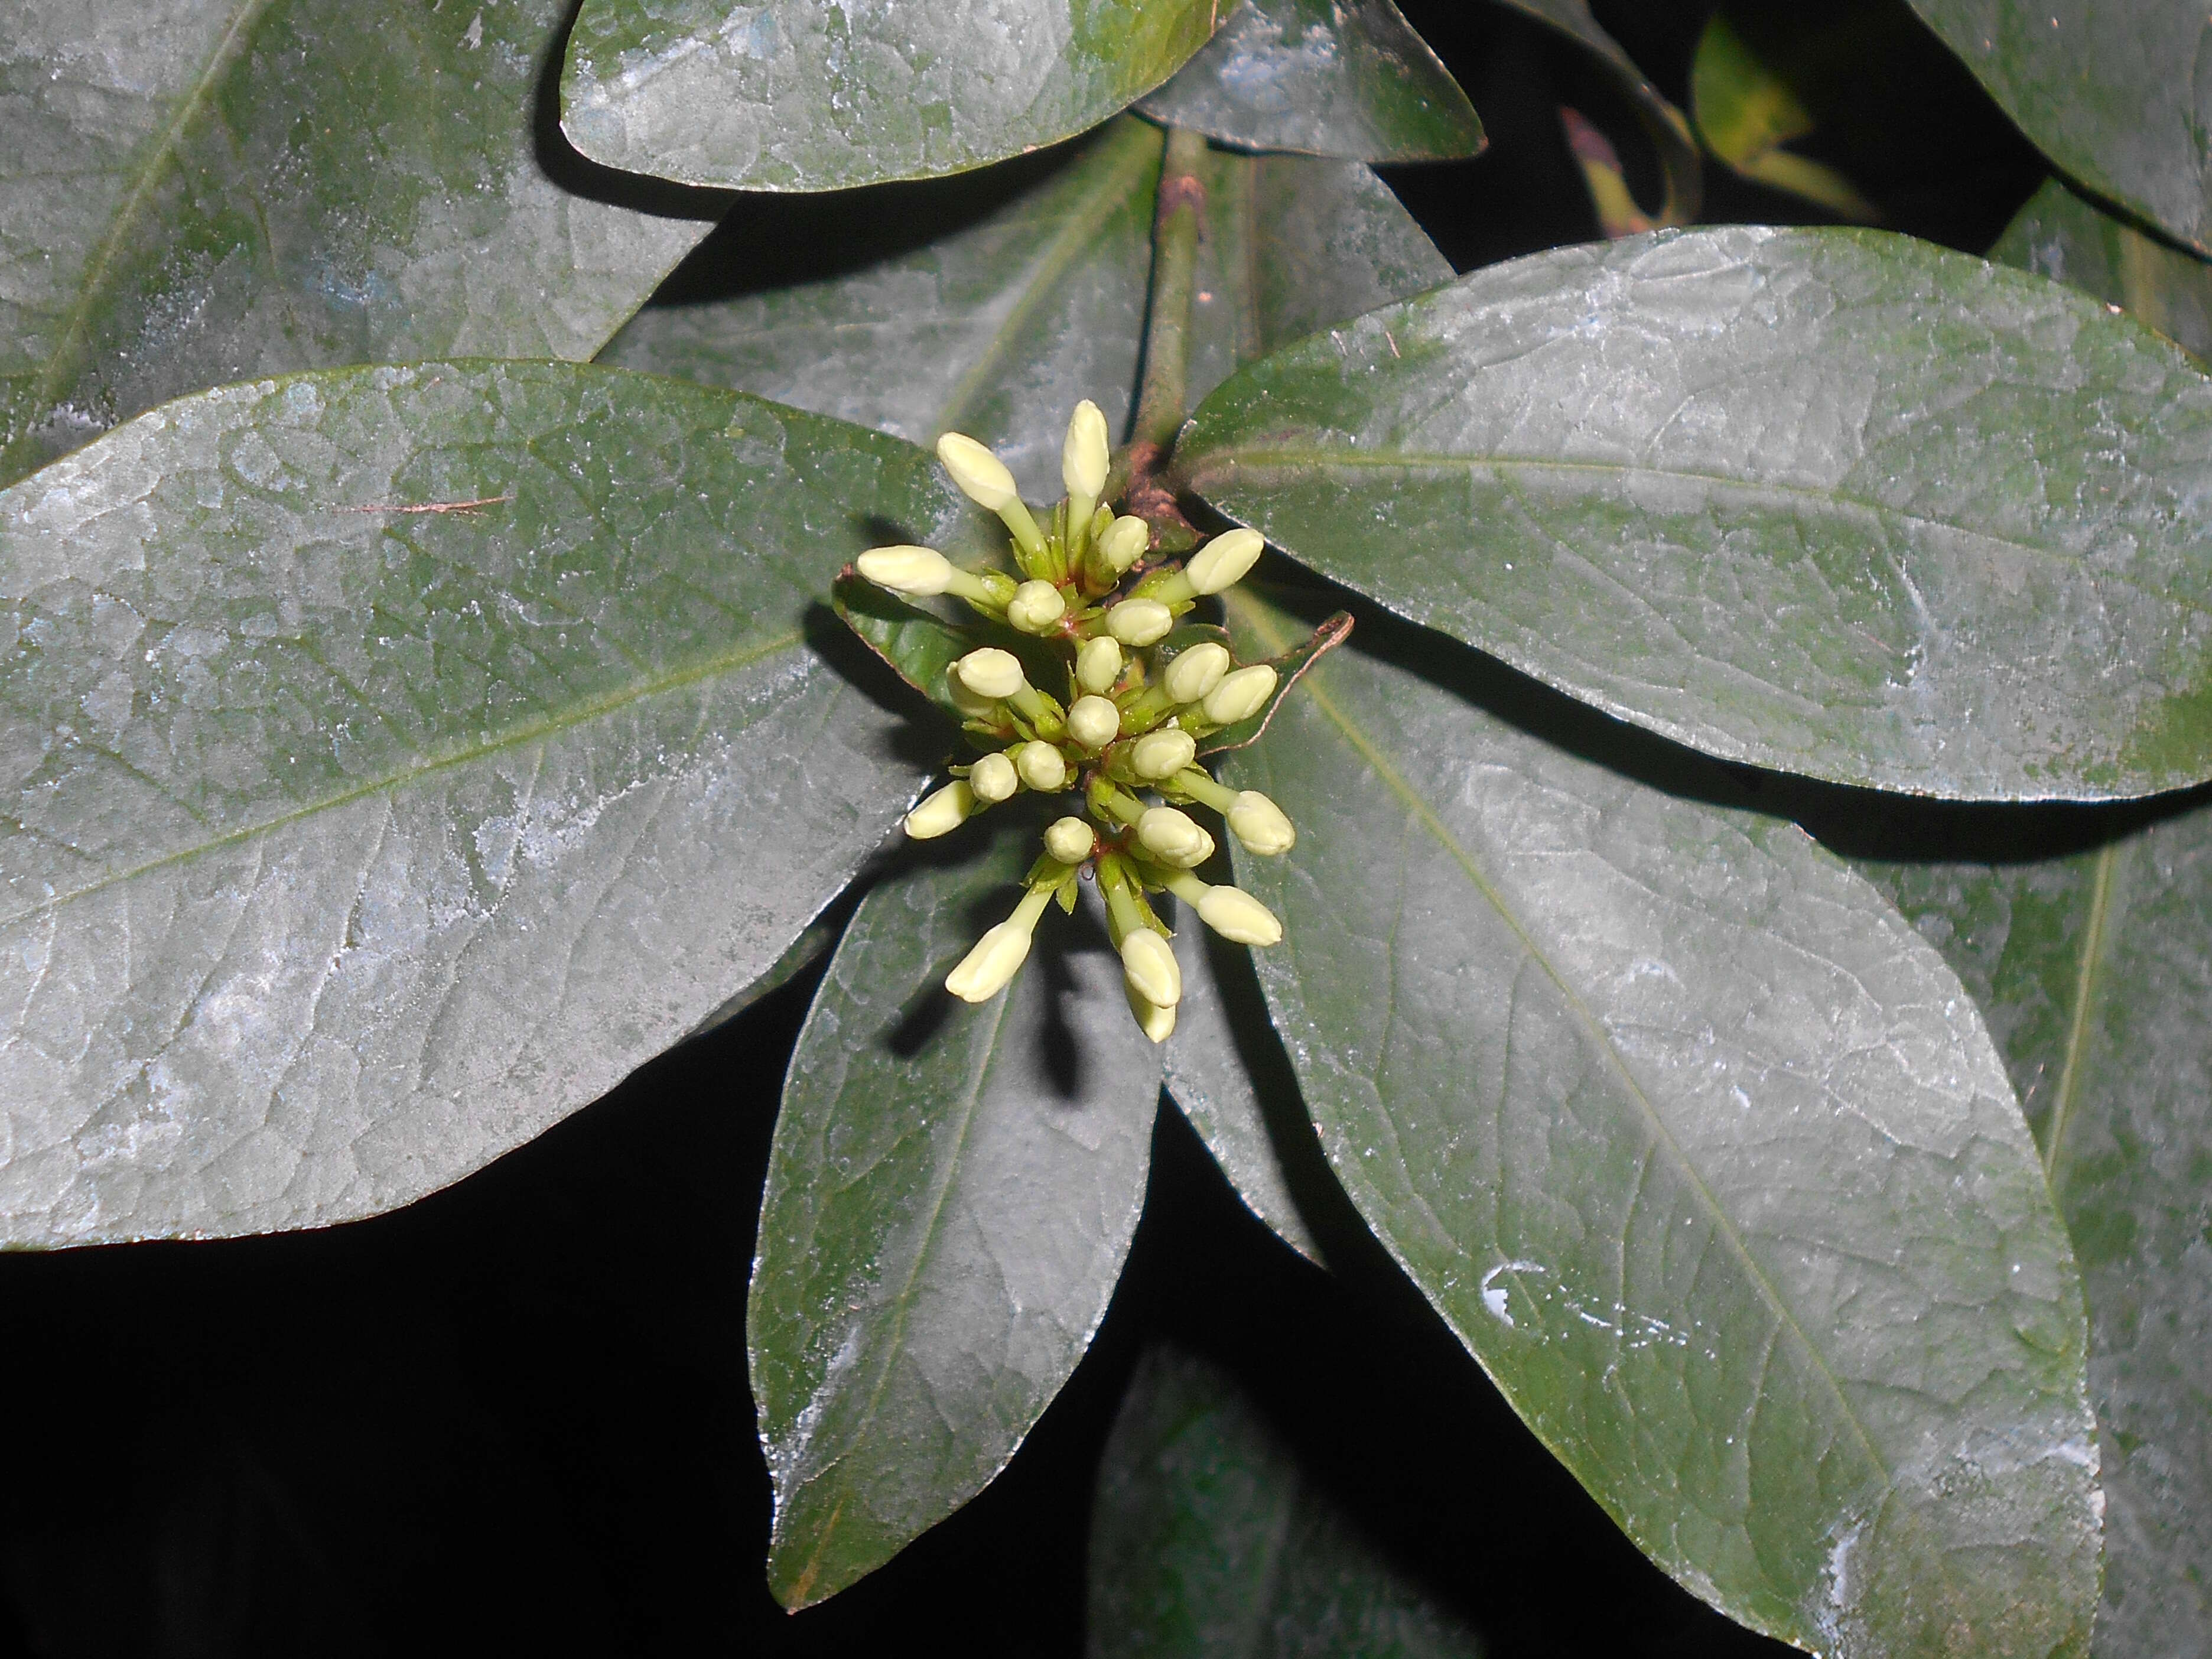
[854,404,1303,1042]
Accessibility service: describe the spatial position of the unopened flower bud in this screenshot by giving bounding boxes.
[1076,636,1124,695]
[1120,928,1183,1009]
[1228,790,1296,855]
[1126,980,1176,1043]
[969,751,1018,804]
[946,921,1029,1001]
[936,432,1018,511]
[906,780,976,840]
[1062,400,1109,501]
[1098,515,1149,573]
[1138,805,1214,867]
[1107,598,1173,646]
[1068,694,1121,750]
[1006,579,1067,633]
[956,648,1027,701]
[1045,816,1096,864]
[1014,741,1069,792]
[1162,642,1230,705]
[1129,728,1196,780]
[1196,883,1283,946]
[1201,663,1276,726]
[1185,527,1264,595]
[857,544,954,596]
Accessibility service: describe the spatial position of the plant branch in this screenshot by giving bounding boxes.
[1124,125,1209,549]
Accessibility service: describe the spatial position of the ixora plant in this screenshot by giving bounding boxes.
[4,0,2211,1653]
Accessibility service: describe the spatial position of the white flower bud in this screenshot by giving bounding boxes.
[1120,928,1183,1009]
[969,751,1018,804]
[1196,884,1283,946]
[936,431,1018,511]
[1137,805,1214,868]
[945,919,1033,1002]
[1185,527,1264,595]
[1045,816,1096,864]
[1106,598,1173,646]
[905,780,975,840]
[1015,741,1069,792]
[955,647,1027,701]
[1068,694,1121,750]
[1201,663,1276,726]
[1006,578,1067,633]
[1126,980,1176,1043]
[856,544,954,596]
[1129,728,1196,780]
[1098,515,1150,572]
[946,671,999,720]
[1162,642,1230,705]
[1076,636,1124,695]
[1228,790,1296,855]
[1062,399,1109,500]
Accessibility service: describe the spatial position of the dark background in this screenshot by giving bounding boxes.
[0,3,2050,1654]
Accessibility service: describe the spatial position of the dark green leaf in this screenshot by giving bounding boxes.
[1087,1342,1481,1657]
[1136,0,1484,164]
[0,361,974,1245]
[0,0,717,486]
[1905,1,2212,253]
[751,830,1163,1607]
[1992,177,2212,363]
[1182,225,2212,801]
[831,571,1061,730]
[1862,816,2212,1658]
[558,0,1218,190]
[1214,587,2100,1659]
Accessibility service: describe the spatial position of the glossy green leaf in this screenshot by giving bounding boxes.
[751,830,1163,1607]
[1087,1342,1481,1657]
[1862,816,2212,1658]
[558,0,1218,191]
[1136,0,1484,164]
[1992,177,2212,363]
[1905,1,2212,253]
[0,0,716,487]
[1215,588,2100,1659]
[1183,225,2212,801]
[0,360,982,1246]
[601,117,1450,498]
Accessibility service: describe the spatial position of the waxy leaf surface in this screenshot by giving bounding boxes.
[559,0,1216,190]
[1217,589,2100,1659]
[1137,0,1484,164]
[1087,1343,1480,1657]
[752,832,1162,1607]
[0,0,714,486]
[1183,225,2212,801]
[0,361,972,1245]
[1992,177,2212,362]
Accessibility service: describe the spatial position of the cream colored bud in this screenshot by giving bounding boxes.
[955,647,1027,701]
[1062,400,1110,500]
[1068,694,1121,750]
[1015,741,1069,792]
[969,751,1019,804]
[1137,805,1214,868]
[1196,884,1283,946]
[1185,527,1264,595]
[947,671,999,720]
[1126,980,1176,1043]
[1006,579,1067,633]
[1129,728,1197,780]
[1119,928,1183,1009]
[945,919,1033,1002]
[1076,635,1124,695]
[1098,515,1150,573]
[1228,790,1296,855]
[1045,816,1096,864]
[905,780,975,840]
[1201,663,1277,726]
[856,544,954,596]
[1162,642,1231,705]
[936,431,1018,511]
[1106,598,1173,646]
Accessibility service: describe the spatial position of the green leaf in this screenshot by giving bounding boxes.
[1134,0,1484,164]
[1087,1342,1481,1657]
[831,571,1062,731]
[1193,610,1351,758]
[1905,1,2212,254]
[1992,177,2212,363]
[1689,13,1878,222]
[751,829,1164,1607]
[1182,225,2212,802]
[1215,587,2100,1659]
[0,360,977,1245]
[0,0,717,487]
[1861,816,2212,1657]
[600,117,1450,497]
[558,0,1219,191]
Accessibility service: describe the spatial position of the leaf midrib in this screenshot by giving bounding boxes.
[2042,840,2118,1190]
